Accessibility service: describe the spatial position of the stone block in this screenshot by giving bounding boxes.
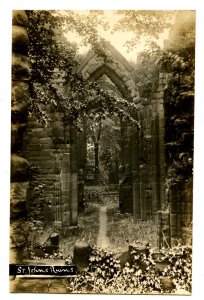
[26,143,41,151]
[159,276,175,292]
[12,25,29,55]
[10,182,29,216]
[11,154,29,182]
[10,219,29,249]
[12,10,28,27]
[156,92,163,99]
[12,53,30,81]
[39,137,52,145]
[41,160,55,169]
[108,62,117,71]
[11,123,27,152]
[155,261,169,275]
[29,136,39,144]
[31,127,45,134]
[11,103,28,124]
[12,81,30,105]
[73,241,91,272]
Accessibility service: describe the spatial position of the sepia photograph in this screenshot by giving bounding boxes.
[6,6,196,296]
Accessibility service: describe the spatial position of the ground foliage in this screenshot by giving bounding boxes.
[67,244,192,294]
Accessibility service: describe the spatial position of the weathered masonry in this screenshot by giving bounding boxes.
[21,41,167,225]
[77,42,167,220]
[11,11,30,263]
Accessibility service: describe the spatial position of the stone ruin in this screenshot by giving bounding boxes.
[10,11,193,268]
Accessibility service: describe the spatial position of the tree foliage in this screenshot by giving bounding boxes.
[113,10,175,50]
[158,11,195,186]
[125,11,195,187]
[26,10,140,130]
[133,43,161,98]
[86,116,120,182]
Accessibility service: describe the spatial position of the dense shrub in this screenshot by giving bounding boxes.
[67,244,192,294]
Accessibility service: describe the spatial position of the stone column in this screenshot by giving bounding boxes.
[169,180,192,246]
[60,149,71,226]
[132,126,140,219]
[157,211,170,248]
[169,185,182,246]
[70,128,78,226]
[181,179,193,245]
[151,112,161,214]
[119,122,133,213]
[10,11,30,263]
[156,74,167,210]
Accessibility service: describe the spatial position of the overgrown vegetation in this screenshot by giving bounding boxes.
[107,208,157,251]
[161,12,195,188]
[23,12,194,294]
[66,244,192,294]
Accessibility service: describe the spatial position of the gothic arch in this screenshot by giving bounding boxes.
[77,41,139,101]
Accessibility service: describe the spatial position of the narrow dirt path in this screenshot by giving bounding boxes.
[97,205,110,249]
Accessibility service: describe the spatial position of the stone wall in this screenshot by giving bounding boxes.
[78,43,169,222]
[10,11,30,263]
[22,110,79,226]
[156,71,193,247]
[119,73,167,220]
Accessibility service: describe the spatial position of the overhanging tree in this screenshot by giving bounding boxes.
[26,10,178,130]
[26,10,141,130]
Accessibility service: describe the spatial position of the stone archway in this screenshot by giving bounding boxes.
[78,41,139,101]
[77,41,165,219]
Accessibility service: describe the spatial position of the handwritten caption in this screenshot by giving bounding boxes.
[9,264,77,276]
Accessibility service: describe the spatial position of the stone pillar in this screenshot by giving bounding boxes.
[169,185,182,246]
[60,149,71,226]
[132,126,140,219]
[60,126,78,227]
[70,139,78,226]
[10,11,30,263]
[157,211,170,248]
[119,122,133,213]
[181,179,193,245]
[169,180,193,246]
[151,112,161,214]
[156,74,167,210]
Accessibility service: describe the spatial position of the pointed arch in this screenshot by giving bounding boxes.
[77,41,139,101]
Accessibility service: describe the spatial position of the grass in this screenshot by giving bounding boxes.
[107,203,158,253]
[60,189,157,257]
[59,203,99,258]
